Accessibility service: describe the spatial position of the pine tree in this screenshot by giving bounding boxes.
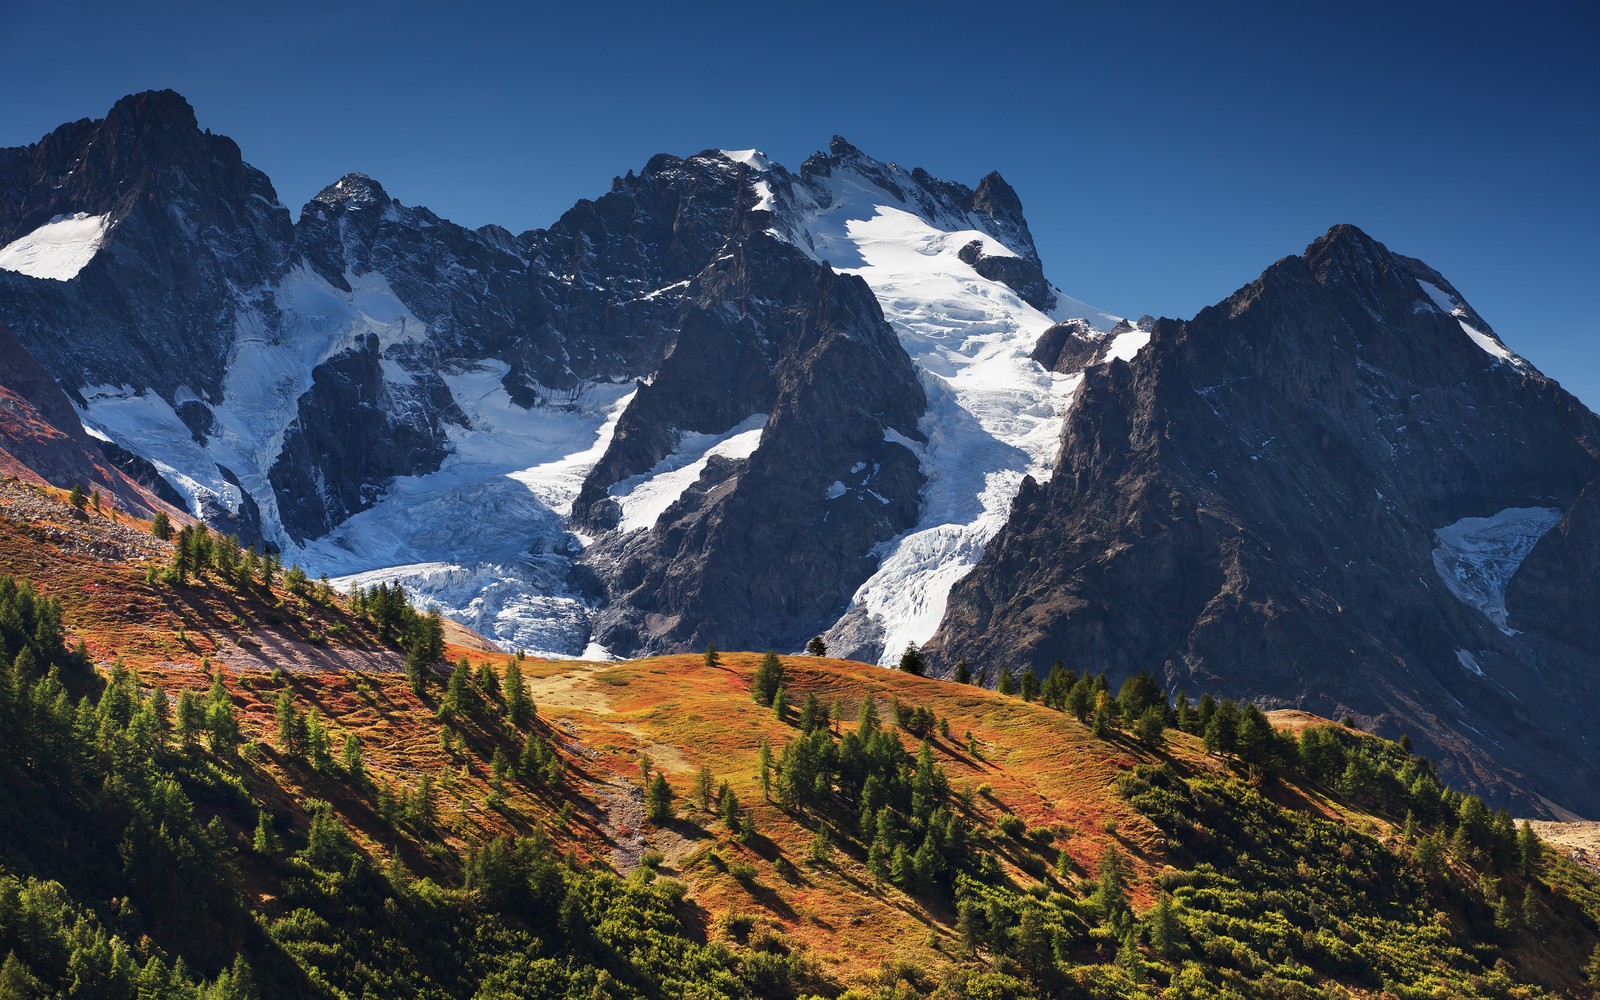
[806,635,826,656]
[444,657,471,716]
[175,688,203,744]
[253,810,280,855]
[475,660,500,698]
[720,781,740,832]
[504,657,531,726]
[1518,820,1542,877]
[1019,668,1040,702]
[646,771,674,823]
[305,708,330,769]
[1090,694,1112,739]
[69,484,87,511]
[954,658,971,685]
[150,510,173,541]
[1136,705,1166,747]
[206,673,239,756]
[772,686,789,720]
[342,733,365,783]
[798,691,821,733]
[752,650,784,706]
[703,642,721,669]
[997,665,1015,696]
[897,641,925,675]
[696,763,715,811]
[276,689,300,754]
[1148,894,1181,957]
[1094,844,1132,930]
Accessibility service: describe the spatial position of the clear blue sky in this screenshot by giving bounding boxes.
[6,0,1597,407]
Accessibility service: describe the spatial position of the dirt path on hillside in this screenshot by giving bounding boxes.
[599,778,648,872]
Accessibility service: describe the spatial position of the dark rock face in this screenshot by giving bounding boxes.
[0,90,295,400]
[269,334,460,540]
[1508,481,1600,657]
[585,245,926,655]
[929,225,1600,815]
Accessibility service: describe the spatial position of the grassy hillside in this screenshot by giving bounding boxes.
[1,478,1598,998]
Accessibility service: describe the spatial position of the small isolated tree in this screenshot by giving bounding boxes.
[806,635,827,656]
[646,771,674,823]
[954,658,971,685]
[696,763,715,811]
[752,651,784,706]
[997,665,1016,696]
[69,484,87,511]
[703,642,721,669]
[897,642,925,676]
[150,510,173,541]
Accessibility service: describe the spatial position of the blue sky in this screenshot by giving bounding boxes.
[6,0,1597,406]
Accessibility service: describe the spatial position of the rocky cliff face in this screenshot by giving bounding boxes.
[928,225,1600,814]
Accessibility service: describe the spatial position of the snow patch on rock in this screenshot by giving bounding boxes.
[609,414,767,533]
[0,213,110,280]
[1432,506,1562,633]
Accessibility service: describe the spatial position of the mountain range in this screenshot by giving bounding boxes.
[1,91,1595,817]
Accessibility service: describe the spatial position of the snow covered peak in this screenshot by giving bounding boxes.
[312,173,391,211]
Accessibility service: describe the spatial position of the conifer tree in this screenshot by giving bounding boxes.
[150,510,172,541]
[806,635,826,656]
[206,673,239,756]
[253,810,280,855]
[897,641,925,675]
[798,691,821,733]
[954,658,971,685]
[703,642,721,669]
[504,657,531,726]
[1019,668,1040,702]
[342,733,364,783]
[772,686,788,720]
[646,771,674,823]
[696,763,715,811]
[997,665,1015,696]
[1148,894,1181,957]
[752,651,783,706]
[69,484,86,510]
[444,657,471,716]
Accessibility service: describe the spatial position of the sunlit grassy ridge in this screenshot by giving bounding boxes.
[1,478,1598,998]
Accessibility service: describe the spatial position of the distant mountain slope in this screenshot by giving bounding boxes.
[0,321,183,521]
[929,225,1600,816]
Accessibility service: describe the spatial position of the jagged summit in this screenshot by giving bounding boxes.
[105,88,200,133]
[310,172,391,210]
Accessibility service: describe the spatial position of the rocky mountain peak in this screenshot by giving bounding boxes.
[106,88,201,136]
[311,172,391,211]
